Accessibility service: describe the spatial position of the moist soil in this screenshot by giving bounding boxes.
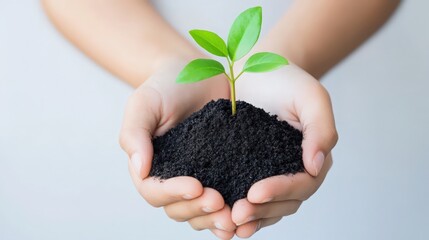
[149,99,304,207]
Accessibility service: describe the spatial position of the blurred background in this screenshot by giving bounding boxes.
[1,1,428,239]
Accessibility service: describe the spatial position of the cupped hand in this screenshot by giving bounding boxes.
[119,57,236,239]
[232,64,338,238]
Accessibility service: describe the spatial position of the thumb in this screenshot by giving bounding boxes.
[301,125,338,177]
[299,88,338,177]
[119,87,161,179]
[120,129,154,179]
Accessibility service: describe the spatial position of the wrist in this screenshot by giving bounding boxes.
[152,48,206,75]
[252,36,321,79]
[129,50,203,89]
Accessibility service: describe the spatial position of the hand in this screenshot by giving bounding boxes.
[119,58,236,239]
[231,64,338,238]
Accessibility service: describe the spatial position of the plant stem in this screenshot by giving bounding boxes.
[235,70,244,81]
[228,60,237,116]
[223,72,232,82]
[229,80,236,116]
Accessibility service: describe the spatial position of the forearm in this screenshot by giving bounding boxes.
[41,0,201,87]
[257,0,401,79]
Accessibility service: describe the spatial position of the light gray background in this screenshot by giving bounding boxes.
[1,1,428,239]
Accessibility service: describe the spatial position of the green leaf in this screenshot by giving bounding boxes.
[189,30,228,57]
[227,6,262,61]
[176,59,225,83]
[243,52,289,72]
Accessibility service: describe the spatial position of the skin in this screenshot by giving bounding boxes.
[41,0,401,239]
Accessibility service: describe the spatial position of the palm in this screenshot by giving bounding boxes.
[140,60,230,137]
[236,64,320,130]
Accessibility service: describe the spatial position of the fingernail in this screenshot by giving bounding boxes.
[254,220,262,233]
[214,222,226,231]
[202,207,214,213]
[313,151,325,176]
[261,197,273,203]
[131,153,142,176]
[237,216,255,226]
[182,194,194,200]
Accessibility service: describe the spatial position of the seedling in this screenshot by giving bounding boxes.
[176,6,289,116]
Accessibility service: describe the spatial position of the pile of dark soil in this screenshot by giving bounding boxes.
[149,99,304,207]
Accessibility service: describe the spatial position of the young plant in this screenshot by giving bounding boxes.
[176,6,289,116]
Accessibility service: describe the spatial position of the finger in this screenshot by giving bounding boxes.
[247,154,332,203]
[129,165,203,207]
[297,84,338,177]
[232,199,301,226]
[209,229,235,240]
[235,217,282,238]
[119,87,162,179]
[188,205,236,232]
[164,188,225,222]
